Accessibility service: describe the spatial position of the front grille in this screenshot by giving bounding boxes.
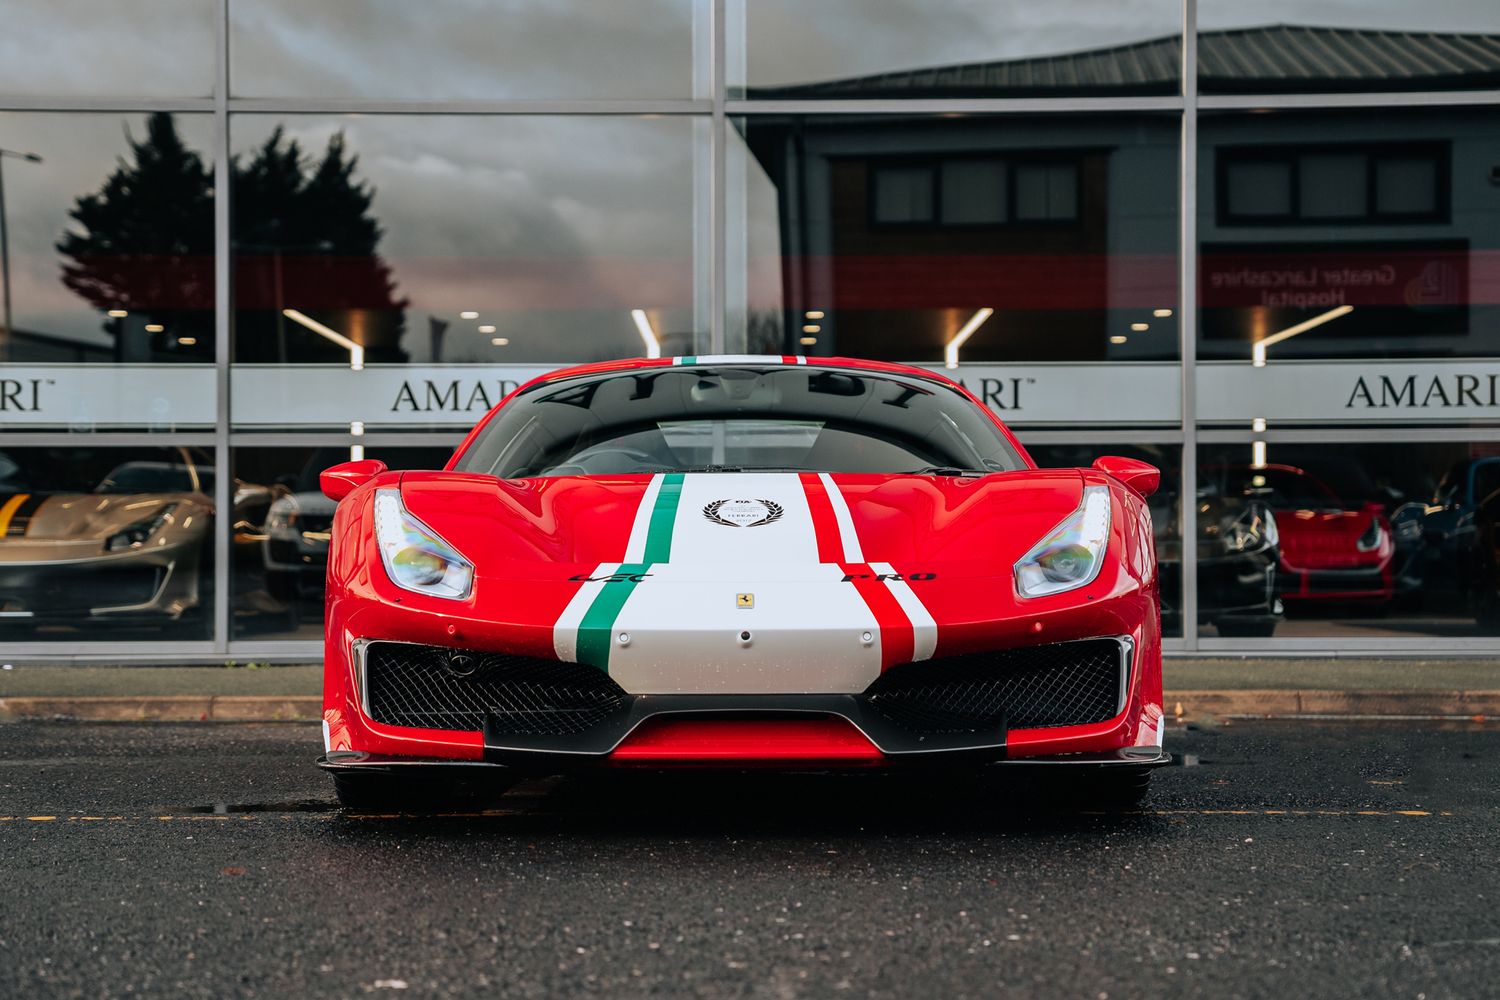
[363,642,629,735]
[863,638,1126,734]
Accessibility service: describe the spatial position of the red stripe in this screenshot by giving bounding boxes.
[841,563,914,670]
[799,473,844,564]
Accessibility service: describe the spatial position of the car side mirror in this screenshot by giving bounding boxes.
[1092,456,1160,498]
[320,459,388,502]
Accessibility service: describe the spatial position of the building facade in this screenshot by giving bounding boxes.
[2,0,1499,660]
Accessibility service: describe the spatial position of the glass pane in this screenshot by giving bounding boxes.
[1299,153,1366,218]
[732,0,1183,97]
[1200,109,1500,364]
[1198,441,1500,639]
[230,0,704,99]
[0,446,216,641]
[0,0,214,98]
[1376,156,1439,216]
[1024,443,1183,638]
[873,167,935,223]
[0,113,215,365]
[1198,3,1500,93]
[232,445,456,639]
[731,113,1180,367]
[1224,160,1291,218]
[230,114,702,368]
[941,161,1007,225]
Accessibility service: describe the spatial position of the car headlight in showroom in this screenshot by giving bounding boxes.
[266,495,298,535]
[1014,485,1112,598]
[105,504,178,552]
[373,488,473,599]
[1356,517,1387,553]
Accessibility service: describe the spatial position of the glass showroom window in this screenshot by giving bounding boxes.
[729,0,1182,98]
[0,447,223,641]
[231,446,455,640]
[228,114,706,433]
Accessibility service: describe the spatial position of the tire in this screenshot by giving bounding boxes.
[1214,619,1278,638]
[332,772,515,812]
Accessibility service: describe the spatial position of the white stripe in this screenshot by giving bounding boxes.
[872,561,938,662]
[794,356,807,365]
[621,474,665,562]
[663,473,820,563]
[552,562,620,662]
[818,473,864,562]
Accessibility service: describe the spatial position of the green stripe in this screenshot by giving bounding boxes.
[677,355,696,365]
[642,473,684,563]
[575,562,652,670]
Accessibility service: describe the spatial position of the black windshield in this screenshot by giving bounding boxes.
[453,365,1028,478]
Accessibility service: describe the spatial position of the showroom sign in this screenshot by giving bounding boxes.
[1198,361,1500,424]
[0,365,215,429]
[230,363,1184,428]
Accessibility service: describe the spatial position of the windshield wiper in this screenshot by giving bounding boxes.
[908,466,986,477]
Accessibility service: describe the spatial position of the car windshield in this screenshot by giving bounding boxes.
[94,462,200,494]
[452,365,1028,478]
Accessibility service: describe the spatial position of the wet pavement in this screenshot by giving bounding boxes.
[0,720,1497,999]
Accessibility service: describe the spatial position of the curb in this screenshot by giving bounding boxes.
[2,691,1499,723]
[0,695,321,723]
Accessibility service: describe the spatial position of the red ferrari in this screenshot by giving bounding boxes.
[316,356,1168,809]
[1203,464,1394,608]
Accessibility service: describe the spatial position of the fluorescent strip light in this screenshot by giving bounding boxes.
[1251,440,1267,469]
[1252,305,1353,368]
[943,307,994,370]
[283,308,365,370]
[630,308,661,359]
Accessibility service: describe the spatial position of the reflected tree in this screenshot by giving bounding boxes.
[56,112,407,363]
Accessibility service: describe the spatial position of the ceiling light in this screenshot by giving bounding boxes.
[478,324,497,334]
[943,307,994,369]
[284,308,364,370]
[1109,335,1128,345]
[176,336,197,346]
[1251,417,1267,432]
[799,336,818,346]
[460,311,479,320]
[1252,304,1354,367]
[107,309,128,318]
[1153,308,1173,318]
[1251,441,1267,469]
[1130,322,1149,332]
[802,324,821,334]
[144,323,165,333]
[630,308,661,359]
[491,337,509,346]
[805,310,825,320]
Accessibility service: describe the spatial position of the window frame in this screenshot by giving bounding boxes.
[866,150,1087,231]
[1215,141,1451,227]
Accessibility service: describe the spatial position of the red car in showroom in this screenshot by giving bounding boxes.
[1201,464,1394,609]
[316,356,1168,809]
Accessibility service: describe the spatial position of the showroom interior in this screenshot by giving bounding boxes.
[1,0,1499,660]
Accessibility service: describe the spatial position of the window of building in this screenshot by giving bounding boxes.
[871,166,936,224]
[870,155,1081,228]
[1217,144,1448,225]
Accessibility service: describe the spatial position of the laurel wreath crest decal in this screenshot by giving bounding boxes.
[702,499,785,528]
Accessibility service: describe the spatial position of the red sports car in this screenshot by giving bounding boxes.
[1202,464,1394,608]
[316,356,1168,809]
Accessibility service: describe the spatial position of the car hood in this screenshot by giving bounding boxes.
[0,492,203,543]
[397,469,1087,574]
[1275,507,1381,564]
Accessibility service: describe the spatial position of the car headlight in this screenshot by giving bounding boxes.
[1014,485,1112,599]
[373,488,473,600]
[1356,517,1387,553]
[266,496,298,534]
[1223,505,1278,554]
[105,503,178,552]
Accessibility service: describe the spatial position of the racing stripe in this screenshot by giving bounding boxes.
[818,473,864,561]
[0,494,28,536]
[641,473,684,562]
[872,561,938,663]
[575,562,652,669]
[841,564,913,669]
[553,562,619,663]
[621,475,665,562]
[798,473,844,563]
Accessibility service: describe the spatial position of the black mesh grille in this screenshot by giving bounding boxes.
[863,638,1125,733]
[364,643,629,735]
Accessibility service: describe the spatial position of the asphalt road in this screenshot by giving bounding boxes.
[1,721,1497,999]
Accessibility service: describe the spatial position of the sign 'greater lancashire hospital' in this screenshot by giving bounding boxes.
[6,360,1500,430]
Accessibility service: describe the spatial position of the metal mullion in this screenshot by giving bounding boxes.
[1198,426,1500,444]
[709,0,727,353]
[1015,429,1185,445]
[225,640,322,660]
[212,0,231,656]
[1200,90,1500,111]
[0,432,218,447]
[1179,0,1200,650]
[226,98,713,116]
[1196,637,1500,654]
[228,432,468,448]
[0,643,221,663]
[0,97,215,112]
[726,97,1186,116]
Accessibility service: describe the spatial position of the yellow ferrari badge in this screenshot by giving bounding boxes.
[736,593,754,609]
